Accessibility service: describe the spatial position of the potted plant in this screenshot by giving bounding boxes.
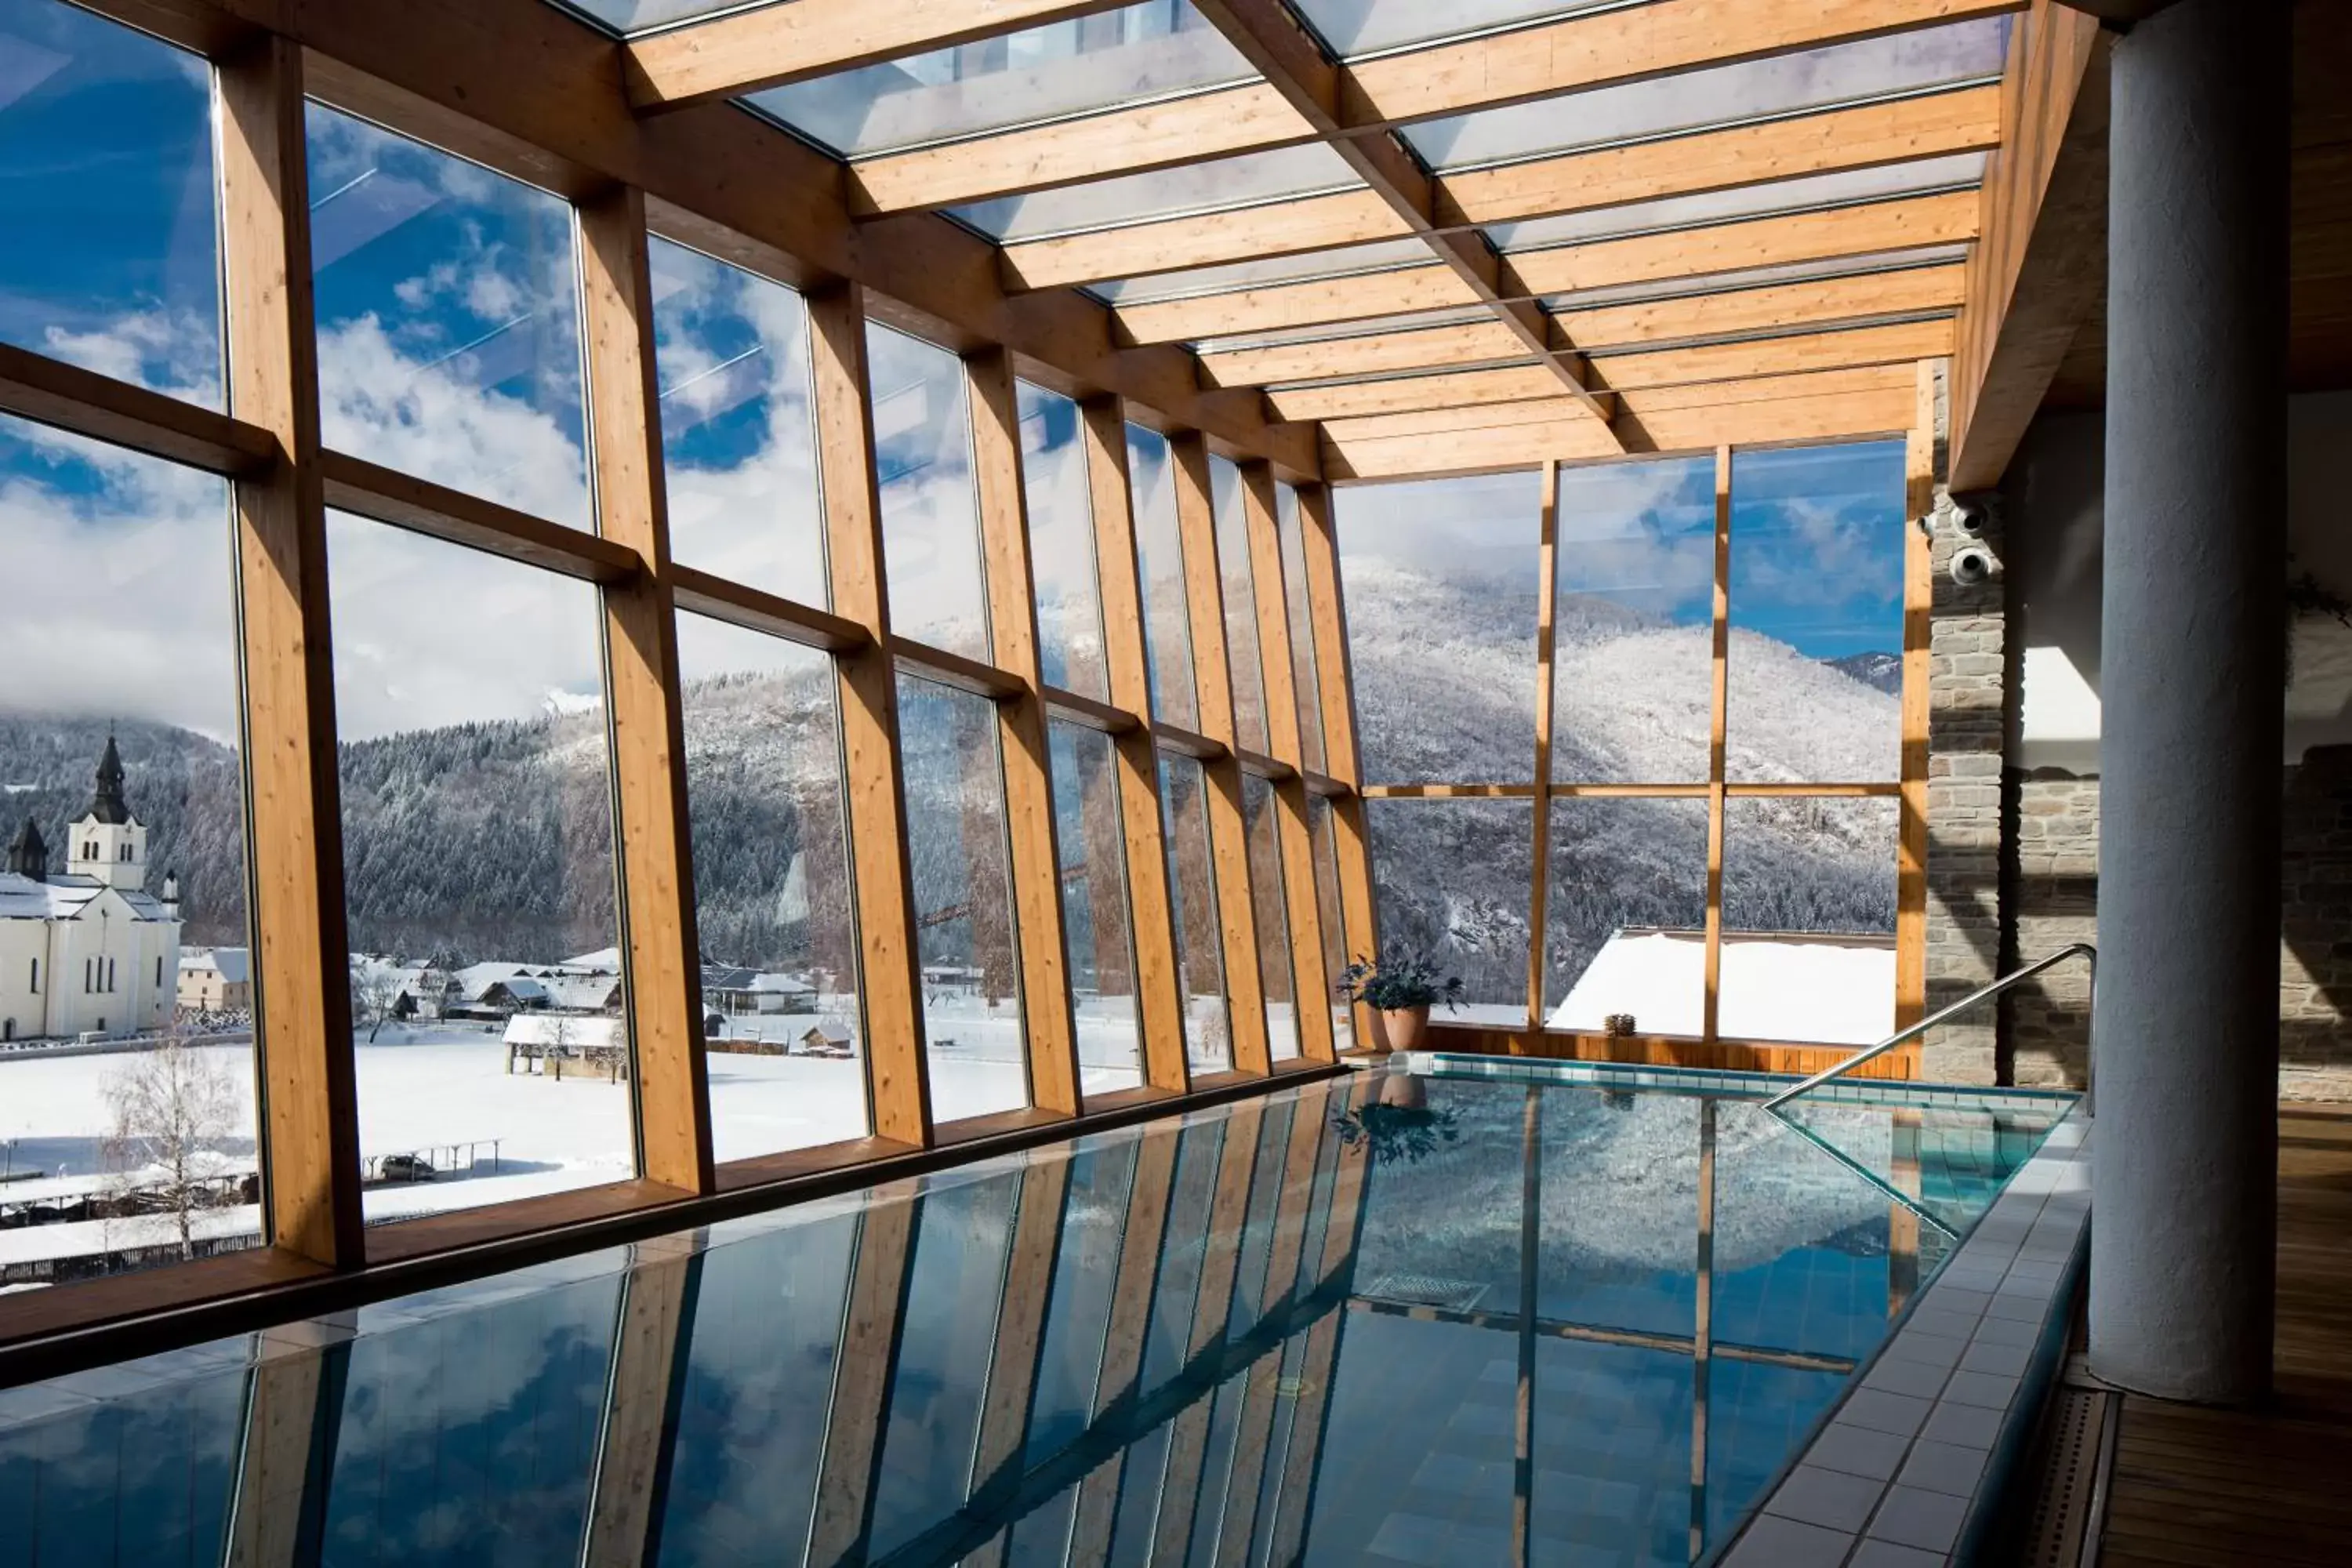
[1335,953,1463,1054]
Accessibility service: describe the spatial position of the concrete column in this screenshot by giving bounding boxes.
[2089,0,2289,1404]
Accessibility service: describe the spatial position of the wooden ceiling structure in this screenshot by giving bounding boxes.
[73,0,2091,489]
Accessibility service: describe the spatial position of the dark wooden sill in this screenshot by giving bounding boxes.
[0,1062,1346,1389]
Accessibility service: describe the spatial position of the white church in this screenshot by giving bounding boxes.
[0,738,183,1043]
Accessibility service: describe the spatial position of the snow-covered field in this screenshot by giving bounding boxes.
[0,998,1177,1267]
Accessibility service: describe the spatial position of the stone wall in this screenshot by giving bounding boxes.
[2002,770,2099,1088]
[2280,747,2352,1100]
[1922,485,2008,1082]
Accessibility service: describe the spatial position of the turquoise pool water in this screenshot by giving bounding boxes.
[0,1064,2067,1566]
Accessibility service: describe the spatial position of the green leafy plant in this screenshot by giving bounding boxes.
[1330,1102,1461,1164]
[1335,953,1464,1013]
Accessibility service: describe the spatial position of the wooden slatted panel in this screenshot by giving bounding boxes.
[216,36,364,1269]
[1239,463,1337,1062]
[2101,1106,2352,1568]
[967,347,1084,1116]
[804,281,932,1146]
[1555,265,1967,353]
[1079,396,1192,1094]
[1591,318,1959,392]
[1171,434,1273,1076]
[578,185,713,1195]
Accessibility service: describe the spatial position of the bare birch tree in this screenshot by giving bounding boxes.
[101,1025,245,1260]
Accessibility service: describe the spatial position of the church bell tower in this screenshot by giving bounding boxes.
[68,735,149,893]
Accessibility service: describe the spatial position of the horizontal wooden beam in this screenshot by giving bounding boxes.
[1510,190,1983,297]
[1040,684,1145,735]
[625,0,1131,113]
[1115,263,1477,347]
[670,562,875,652]
[1267,363,1563,423]
[1003,88,2002,294]
[318,449,643,582]
[840,0,2018,218]
[1198,318,1530,388]
[1590,316,1958,390]
[892,637,1027,700]
[1322,365,1921,477]
[1557,263,1966,351]
[0,339,277,476]
[1441,85,2005,227]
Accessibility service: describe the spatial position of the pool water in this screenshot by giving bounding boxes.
[0,1065,2066,1567]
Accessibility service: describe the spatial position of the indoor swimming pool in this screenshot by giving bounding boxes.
[0,1060,2074,1566]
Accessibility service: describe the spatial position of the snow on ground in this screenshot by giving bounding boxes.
[1,997,1171,1262]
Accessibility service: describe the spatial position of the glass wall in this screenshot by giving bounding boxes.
[308,105,592,531]
[898,676,1026,1121]
[1127,425,1198,730]
[1343,445,1913,1047]
[1160,754,1232,1073]
[325,514,630,1220]
[1242,775,1299,1061]
[1019,383,1109,699]
[1210,456,1270,755]
[676,614,866,1160]
[0,415,259,1276]
[1050,723,1142,1094]
[867,322,990,659]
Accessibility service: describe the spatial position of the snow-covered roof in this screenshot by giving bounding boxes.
[1549,928,1895,1046]
[450,961,533,999]
[0,872,171,923]
[801,1022,851,1044]
[180,947,251,984]
[501,1014,626,1048]
[559,946,621,972]
[541,974,622,1011]
[750,972,815,994]
[483,976,549,1005]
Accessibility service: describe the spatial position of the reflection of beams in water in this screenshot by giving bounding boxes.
[1343,1296,1857,1376]
[1762,1105,1960,1240]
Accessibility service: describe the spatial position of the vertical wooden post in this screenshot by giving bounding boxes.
[1069,1127,1179,1555]
[1171,434,1270,1076]
[1526,460,1562,1031]
[215,38,362,1268]
[226,1339,347,1567]
[583,1249,700,1567]
[965,347,1083,1115]
[969,1158,1073,1503]
[578,185,712,1194]
[808,1199,918,1563]
[1239,463,1335,1063]
[1895,361,1937,1044]
[1079,397,1190,1094]
[1701,446,1733,1046]
[803,282,931,1146]
[1295,485,1379,1048]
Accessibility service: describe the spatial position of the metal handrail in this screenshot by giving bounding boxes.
[1759,942,2096,1111]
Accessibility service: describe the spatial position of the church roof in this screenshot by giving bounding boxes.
[80,735,136,826]
[5,817,45,880]
[0,870,172,923]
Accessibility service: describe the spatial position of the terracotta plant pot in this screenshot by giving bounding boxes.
[1367,1004,1432,1054]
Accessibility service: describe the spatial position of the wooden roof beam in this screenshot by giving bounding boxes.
[623,0,1133,114]
[1115,191,1981,345]
[840,0,2021,216]
[1000,85,2004,291]
[1187,0,1619,437]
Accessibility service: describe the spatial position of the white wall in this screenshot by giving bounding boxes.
[2003,390,2352,768]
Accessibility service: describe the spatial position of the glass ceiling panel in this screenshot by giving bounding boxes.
[1090,237,1440,305]
[1403,22,2009,172]
[1486,152,1988,252]
[1540,245,1972,313]
[1288,0,1624,59]
[953,142,1360,242]
[746,1,1254,159]
[1195,303,1501,357]
[555,0,743,34]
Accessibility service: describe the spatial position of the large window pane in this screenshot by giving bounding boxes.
[1020,383,1110,700]
[308,106,591,530]
[1337,473,1540,784]
[867,323,989,660]
[1276,484,1327,775]
[1159,754,1231,1073]
[677,614,865,1160]
[1210,457,1269,754]
[1726,441,1906,783]
[649,238,828,607]
[0,416,257,1279]
[1051,723,1142,1094]
[326,515,628,1220]
[1242,775,1299,1061]
[1720,797,1898,1045]
[0,0,219,408]
[1366,798,1531,1025]
[1127,426,1197,729]
[1554,456,1716,784]
[898,676,1026,1120]
[1543,797,1709,1037]
[1305,797,1353,1053]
